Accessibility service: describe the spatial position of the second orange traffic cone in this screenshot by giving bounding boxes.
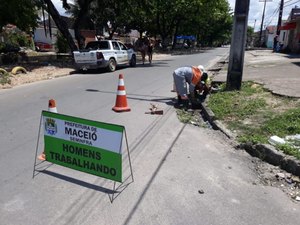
[38,99,58,161]
[48,99,57,113]
[112,74,131,112]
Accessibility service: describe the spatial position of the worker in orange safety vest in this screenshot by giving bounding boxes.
[172,65,210,107]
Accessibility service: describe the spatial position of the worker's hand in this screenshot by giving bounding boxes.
[181,95,189,100]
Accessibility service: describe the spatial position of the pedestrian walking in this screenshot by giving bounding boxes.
[147,40,153,63]
[273,35,278,52]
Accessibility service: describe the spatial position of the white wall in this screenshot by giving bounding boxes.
[33,28,75,45]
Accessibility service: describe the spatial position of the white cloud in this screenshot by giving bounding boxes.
[52,0,72,16]
[228,0,300,31]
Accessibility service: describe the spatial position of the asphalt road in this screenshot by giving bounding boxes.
[1,47,299,225]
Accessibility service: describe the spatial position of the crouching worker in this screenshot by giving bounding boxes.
[194,73,211,102]
[173,65,210,108]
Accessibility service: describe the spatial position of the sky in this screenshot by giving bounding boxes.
[228,0,300,31]
[53,0,300,32]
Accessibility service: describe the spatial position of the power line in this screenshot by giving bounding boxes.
[284,0,300,7]
[263,0,299,30]
[284,0,296,4]
[265,4,280,21]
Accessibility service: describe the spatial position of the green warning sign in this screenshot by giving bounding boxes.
[42,111,123,182]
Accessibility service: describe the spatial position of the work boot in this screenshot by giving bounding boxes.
[181,99,190,110]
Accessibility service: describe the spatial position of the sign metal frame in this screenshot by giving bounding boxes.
[33,111,134,201]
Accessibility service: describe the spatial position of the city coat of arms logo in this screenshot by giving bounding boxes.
[45,118,57,135]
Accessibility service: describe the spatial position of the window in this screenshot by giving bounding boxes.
[112,42,120,50]
[85,41,109,50]
[118,42,127,50]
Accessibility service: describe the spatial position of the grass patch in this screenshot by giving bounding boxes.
[207,82,267,120]
[0,71,11,85]
[277,144,300,160]
[262,108,300,137]
[207,81,300,159]
[176,109,210,128]
[176,109,195,123]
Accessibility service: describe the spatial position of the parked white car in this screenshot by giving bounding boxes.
[73,40,136,72]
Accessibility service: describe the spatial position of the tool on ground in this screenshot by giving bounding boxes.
[145,103,163,115]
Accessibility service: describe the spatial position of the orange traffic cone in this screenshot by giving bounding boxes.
[112,74,131,112]
[48,99,57,113]
[38,99,58,161]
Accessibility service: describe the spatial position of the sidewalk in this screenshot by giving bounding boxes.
[212,49,300,98]
[202,49,300,178]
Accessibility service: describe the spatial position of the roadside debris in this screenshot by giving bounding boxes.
[198,189,205,194]
[11,66,27,75]
[145,103,163,115]
[285,134,300,150]
[274,172,300,201]
[0,68,8,74]
[268,134,300,150]
[268,135,285,145]
[253,158,300,202]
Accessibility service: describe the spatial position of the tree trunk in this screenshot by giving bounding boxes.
[74,0,93,49]
[172,19,181,50]
[43,0,78,51]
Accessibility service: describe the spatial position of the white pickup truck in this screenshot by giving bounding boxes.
[73,40,136,72]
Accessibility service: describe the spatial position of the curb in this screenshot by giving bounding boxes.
[240,143,300,177]
[200,101,300,177]
[201,59,300,178]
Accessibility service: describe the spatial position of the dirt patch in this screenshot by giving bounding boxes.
[0,53,170,90]
[0,64,74,89]
[252,158,300,202]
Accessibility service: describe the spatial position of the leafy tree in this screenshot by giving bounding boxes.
[90,0,133,40]
[168,0,203,49]
[66,0,94,49]
[55,31,70,53]
[0,0,39,32]
[195,0,232,47]
[246,26,254,48]
[41,0,233,52]
[124,0,155,37]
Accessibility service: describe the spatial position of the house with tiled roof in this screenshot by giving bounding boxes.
[279,7,300,53]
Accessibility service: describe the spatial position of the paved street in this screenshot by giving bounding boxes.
[213,49,300,98]
[1,47,300,225]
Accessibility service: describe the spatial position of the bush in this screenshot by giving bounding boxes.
[0,26,32,54]
[0,70,11,85]
[55,32,70,53]
[0,43,20,53]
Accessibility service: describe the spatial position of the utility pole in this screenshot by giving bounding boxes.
[226,0,250,91]
[276,0,284,35]
[259,0,267,47]
[258,0,273,47]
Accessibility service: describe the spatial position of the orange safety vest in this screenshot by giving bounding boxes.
[191,67,202,85]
